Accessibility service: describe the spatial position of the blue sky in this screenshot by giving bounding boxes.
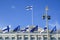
[0,0,60,30]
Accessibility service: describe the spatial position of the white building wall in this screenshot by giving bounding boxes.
[0,32,60,40]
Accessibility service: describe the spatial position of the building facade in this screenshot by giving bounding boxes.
[0,32,60,40]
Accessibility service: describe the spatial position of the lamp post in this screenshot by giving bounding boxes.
[42,6,51,40]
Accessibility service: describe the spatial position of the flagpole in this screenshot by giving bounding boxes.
[45,6,50,40]
[26,6,33,25]
[31,6,33,25]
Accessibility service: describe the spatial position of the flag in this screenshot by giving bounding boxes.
[2,25,11,33]
[40,29,44,33]
[30,25,38,32]
[50,26,57,33]
[44,27,47,30]
[40,27,47,33]
[21,27,29,32]
[26,6,32,10]
[13,25,20,32]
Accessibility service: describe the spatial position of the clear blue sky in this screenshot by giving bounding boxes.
[0,0,60,30]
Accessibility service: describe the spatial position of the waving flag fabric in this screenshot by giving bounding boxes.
[44,27,47,30]
[13,25,20,32]
[2,25,11,33]
[50,26,57,33]
[40,27,47,33]
[21,27,29,32]
[26,6,32,10]
[30,25,38,32]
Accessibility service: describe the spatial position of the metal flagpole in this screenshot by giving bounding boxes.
[45,6,50,40]
[31,6,33,25]
[26,6,33,25]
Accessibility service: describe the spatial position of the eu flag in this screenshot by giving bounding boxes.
[30,25,38,32]
[13,25,20,32]
[50,26,57,33]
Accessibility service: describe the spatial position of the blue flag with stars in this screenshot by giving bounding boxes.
[50,26,57,33]
[30,25,38,32]
[13,25,20,32]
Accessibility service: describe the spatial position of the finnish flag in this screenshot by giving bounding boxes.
[2,25,11,33]
[21,27,29,32]
[40,27,47,33]
[26,6,32,10]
